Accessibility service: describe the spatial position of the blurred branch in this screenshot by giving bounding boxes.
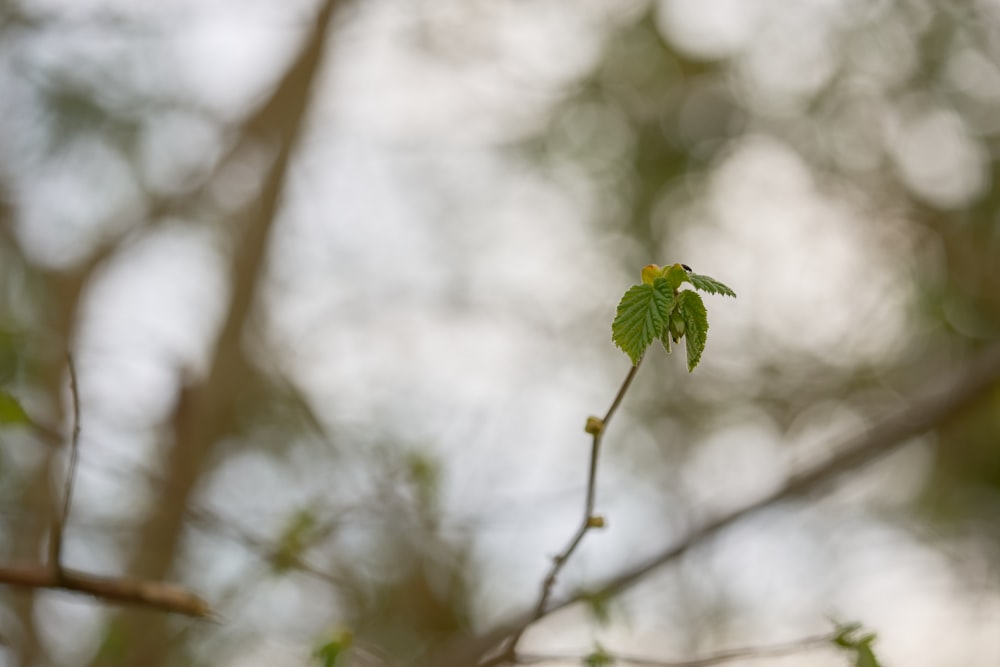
[0,564,212,618]
[564,344,1000,613]
[186,504,348,588]
[67,449,351,589]
[135,0,340,564]
[0,354,213,618]
[47,352,80,569]
[87,1,342,663]
[500,362,642,660]
[1,172,168,667]
[516,631,835,667]
[453,343,1000,667]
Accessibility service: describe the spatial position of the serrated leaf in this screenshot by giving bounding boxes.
[687,272,736,297]
[668,310,685,343]
[0,390,31,427]
[659,328,672,353]
[677,291,708,372]
[611,279,674,365]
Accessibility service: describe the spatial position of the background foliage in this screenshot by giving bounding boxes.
[2,0,1000,665]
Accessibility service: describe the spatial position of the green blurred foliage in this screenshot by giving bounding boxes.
[583,643,614,667]
[312,630,352,667]
[0,390,30,427]
[833,621,884,667]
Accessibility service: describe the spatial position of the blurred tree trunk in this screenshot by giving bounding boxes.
[83,1,341,665]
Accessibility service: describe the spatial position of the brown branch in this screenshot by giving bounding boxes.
[497,361,643,662]
[515,632,835,667]
[0,563,212,618]
[0,354,215,618]
[439,343,1000,667]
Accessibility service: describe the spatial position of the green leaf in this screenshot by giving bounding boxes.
[583,644,613,667]
[272,509,317,573]
[687,272,736,297]
[855,643,882,667]
[677,291,708,372]
[611,278,675,365]
[313,631,352,667]
[0,390,31,427]
[659,329,671,354]
[95,619,129,663]
[668,310,685,343]
[832,623,862,649]
[831,621,883,667]
[581,589,613,626]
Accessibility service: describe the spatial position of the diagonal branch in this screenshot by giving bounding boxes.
[557,344,1000,615]
[516,631,835,667]
[440,344,1000,667]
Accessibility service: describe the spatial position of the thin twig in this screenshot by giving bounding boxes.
[500,360,643,660]
[515,632,834,667]
[48,352,82,571]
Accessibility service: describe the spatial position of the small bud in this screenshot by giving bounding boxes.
[640,264,662,285]
[587,515,606,529]
[584,416,604,435]
[663,263,690,289]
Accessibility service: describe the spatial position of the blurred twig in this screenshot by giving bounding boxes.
[47,352,80,570]
[515,631,835,667]
[452,344,1000,667]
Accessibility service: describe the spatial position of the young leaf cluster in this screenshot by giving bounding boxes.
[832,621,883,667]
[611,263,735,371]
